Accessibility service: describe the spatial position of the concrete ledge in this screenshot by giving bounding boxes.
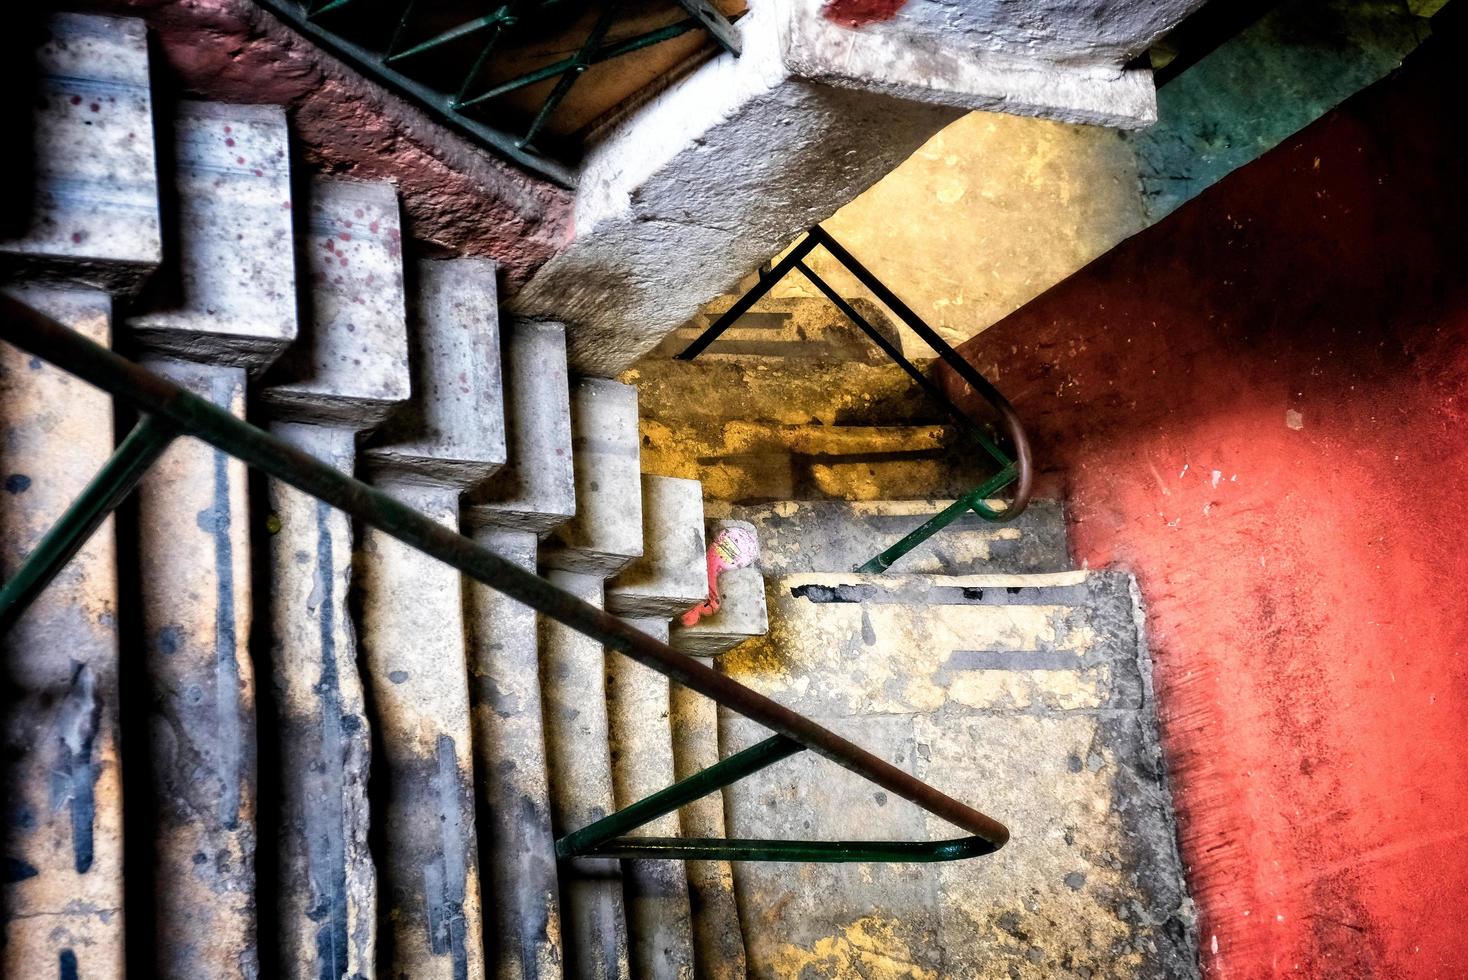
[128,101,297,371]
[606,475,709,619]
[0,14,161,293]
[783,12,1159,129]
[261,178,411,427]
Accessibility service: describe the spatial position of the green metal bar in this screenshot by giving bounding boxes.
[856,466,1017,574]
[558,734,803,857]
[566,833,1000,862]
[383,0,421,59]
[792,258,1011,470]
[308,0,355,19]
[454,18,701,109]
[0,295,1012,860]
[0,414,176,632]
[387,7,514,63]
[255,0,577,187]
[517,1,621,149]
[453,4,524,105]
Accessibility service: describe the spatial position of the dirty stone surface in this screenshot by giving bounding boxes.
[356,478,485,980]
[126,100,297,369]
[368,258,505,486]
[0,287,125,980]
[135,358,259,980]
[264,422,375,980]
[607,618,697,980]
[539,569,631,980]
[463,525,564,980]
[668,679,748,980]
[718,570,1197,978]
[716,497,1069,575]
[0,13,161,293]
[543,378,644,576]
[468,319,576,536]
[260,178,411,427]
[607,475,709,620]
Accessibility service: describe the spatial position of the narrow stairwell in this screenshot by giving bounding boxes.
[0,12,1197,980]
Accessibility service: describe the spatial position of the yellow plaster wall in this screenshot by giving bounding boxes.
[770,111,1146,351]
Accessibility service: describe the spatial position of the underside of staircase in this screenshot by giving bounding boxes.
[0,12,1193,980]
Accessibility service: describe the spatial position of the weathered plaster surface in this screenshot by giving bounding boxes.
[939,30,1468,975]
[0,288,125,980]
[760,0,1433,351]
[720,572,1193,978]
[775,110,1148,352]
[93,0,571,287]
[1129,0,1430,221]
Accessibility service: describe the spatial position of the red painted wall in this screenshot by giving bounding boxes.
[940,31,1468,979]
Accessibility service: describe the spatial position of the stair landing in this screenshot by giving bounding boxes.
[718,570,1196,979]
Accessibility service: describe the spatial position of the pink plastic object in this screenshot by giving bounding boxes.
[680,525,758,627]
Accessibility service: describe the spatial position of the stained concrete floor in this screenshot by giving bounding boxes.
[626,299,1198,978]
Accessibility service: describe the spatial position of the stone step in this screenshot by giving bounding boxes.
[366,257,505,485]
[462,527,563,980]
[263,423,376,980]
[539,569,632,979]
[260,178,411,427]
[710,497,1069,575]
[257,171,409,978]
[0,286,126,980]
[715,570,1192,978]
[606,474,708,619]
[606,618,697,980]
[542,377,643,576]
[669,520,768,658]
[356,479,485,980]
[126,101,296,370]
[0,14,160,294]
[357,252,501,978]
[467,318,576,536]
[668,682,748,980]
[134,356,259,979]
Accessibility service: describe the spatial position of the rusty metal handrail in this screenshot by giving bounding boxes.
[675,226,1032,572]
[0,294,1009,862]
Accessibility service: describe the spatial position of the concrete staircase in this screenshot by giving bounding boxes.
[0,13,1194,980]
[0,14,762,980]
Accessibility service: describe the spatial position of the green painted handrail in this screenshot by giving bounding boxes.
[0,295,1011,865]
[677,225,1034,575]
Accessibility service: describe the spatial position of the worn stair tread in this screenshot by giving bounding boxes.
[606,474,709,619]
[720,569,1143,716]
[716,568,1191,978]
[467,319,576,536]
[710,497,1070,575]
[0,14,161,293]
[539,569,632,979]
[0,285,126,979]
[366,257,505,486]
[260,178,410,426]
[607,618,697,980]
[543,378,644,576]
[126,101,296,370]
[465,526,563,980]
